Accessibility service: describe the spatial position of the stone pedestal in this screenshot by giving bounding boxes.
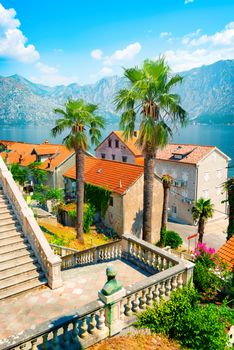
[98,288,126,336]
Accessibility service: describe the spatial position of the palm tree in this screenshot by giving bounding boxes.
[51,99,105,243]
[192,198,214,243]
[115,57,187,243]
[161,174,173,232]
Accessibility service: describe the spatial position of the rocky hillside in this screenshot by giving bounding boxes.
[0,60,233,125]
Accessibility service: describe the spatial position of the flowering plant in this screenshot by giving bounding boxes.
[193,242,217,268]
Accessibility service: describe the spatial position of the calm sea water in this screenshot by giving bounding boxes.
[0,123,233,177]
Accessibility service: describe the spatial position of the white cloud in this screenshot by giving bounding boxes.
[186,22,234,46]
[30,74,78,87]
[36,62,58,74]
[91,49,103,60]
[164,47,234,72]
[182,28,201,45]
[184,0,194,4]
[0,3,39,63]
[100,67,113,76]
[104,42,141,65]
[160,31,172,39]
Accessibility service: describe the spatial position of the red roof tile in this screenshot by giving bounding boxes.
[64,157,144,195]
[217,236,234,269]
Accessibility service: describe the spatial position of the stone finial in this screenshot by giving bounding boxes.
[101,266,123,296]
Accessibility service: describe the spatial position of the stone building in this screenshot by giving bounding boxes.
[63,157,163,243]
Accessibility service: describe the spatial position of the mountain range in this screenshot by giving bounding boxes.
[0,60,233,125]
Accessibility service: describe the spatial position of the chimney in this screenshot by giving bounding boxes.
[44,140,49,144]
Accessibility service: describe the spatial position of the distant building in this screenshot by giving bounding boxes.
[63,157,163,242]
[96,131,230,224]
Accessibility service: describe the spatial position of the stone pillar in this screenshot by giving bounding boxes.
[98,288,126,336]
[48,256,63,289]
[182,261,194,285]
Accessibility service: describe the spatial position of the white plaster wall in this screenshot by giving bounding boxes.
[96,136,135,163]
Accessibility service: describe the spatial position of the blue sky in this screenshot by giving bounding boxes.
[0,0,233,85]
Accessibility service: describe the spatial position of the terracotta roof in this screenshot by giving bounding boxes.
[32,145,58,156]
[217,236,234,269]
[64,157,144,195]
[1,142,37,166]
[39,146,74,171]
[156,144,216,165]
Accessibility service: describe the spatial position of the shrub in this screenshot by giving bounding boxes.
[160,229,183,249]
[68,203,95,233]
[137,286,231,350]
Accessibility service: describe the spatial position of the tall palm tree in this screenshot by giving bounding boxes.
[161,174,173,232]
[51,99,105,243]
[192,198,214,243]
[115,57,187,243]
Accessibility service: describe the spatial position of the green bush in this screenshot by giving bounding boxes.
[68,203,95,233]
[137,286,231,350]
[160,229,183,249]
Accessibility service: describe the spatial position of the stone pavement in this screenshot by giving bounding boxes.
[168,218,228,251]
[0,259,149,340]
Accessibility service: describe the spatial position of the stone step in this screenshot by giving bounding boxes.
[0,261,40,280]
[0,269,44,290]
[0,255,37,272]
[0,247,33,263]
[0,197,8,204]
[0,223,21,233]
[0,229,23,240]
[0,218,19,227]
[0,241,30,255]
[0,204,12,212]
[0,275,46,300]
[0,235,27,248]
[0,212,16,221]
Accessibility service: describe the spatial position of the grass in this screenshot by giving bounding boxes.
[39,221,113,251]
[89,334,181,350]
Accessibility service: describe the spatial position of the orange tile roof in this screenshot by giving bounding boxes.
[32,145,58,156]
[39,146,74,171]
[113,131,142,156]
[1,142,37,166]
[156,144,216,165]
[217,236,234,269]
[64,157,144,195]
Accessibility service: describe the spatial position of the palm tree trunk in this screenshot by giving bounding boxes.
[161,185,169,232]
[198,218,205,243]
[75,148,84,243]
[143,153,155,243]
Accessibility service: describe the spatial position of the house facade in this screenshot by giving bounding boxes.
[63,157,163,243]
[95,131,230,225]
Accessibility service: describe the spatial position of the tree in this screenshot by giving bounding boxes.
[51,99,105,242]
[161,174,173,232]
[10,163,28,186]
[223,177,234,240]
[115,57,187,242]
[28,162,48,185]
[192,198,214,243]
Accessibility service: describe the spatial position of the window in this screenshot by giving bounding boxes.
[171,205,177,214]
[108,139,112,148]
[115,140,119,148]
[112,154,115,160]
[122,156,127,163]
[101,153,106,159]
[109,196,114,206]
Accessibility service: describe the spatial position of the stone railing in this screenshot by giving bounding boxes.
[0,300,108,350]
[52,240,122,270]
[0,156,62,289]
[0,233,194,349]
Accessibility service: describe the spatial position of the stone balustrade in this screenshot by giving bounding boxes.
[0,300,108,350]
[0,156,62,289]
[53,240,122,270]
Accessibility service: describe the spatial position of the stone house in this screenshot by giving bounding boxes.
[95,131,230,224]
[63,157,163,243]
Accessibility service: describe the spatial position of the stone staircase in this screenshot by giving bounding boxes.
[0,188,46,300]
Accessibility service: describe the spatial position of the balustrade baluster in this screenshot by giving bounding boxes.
[178,273,183,288]
[42,334,49,350]
[157,255,161,270]
[132,292,140,313]
[171,275,178,291]
[80,317,88,338]
[152,283,160,304]
[119,300,125,321]
[98,309,106,330]
[19,344,26,350]
[71,320,79,345]
[146,286,153,307]
[140,289,147,310]
[125,296,133,317]
[52,329,59,350]
[62,324,69,348]
[111,246,115,259]
[159,281,166,299]
[90,313,97,334]
[160,257,165,270]
[166,278,172,298]
[30,339,37,350]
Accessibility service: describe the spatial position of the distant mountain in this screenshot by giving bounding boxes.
[0,60,233,125]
